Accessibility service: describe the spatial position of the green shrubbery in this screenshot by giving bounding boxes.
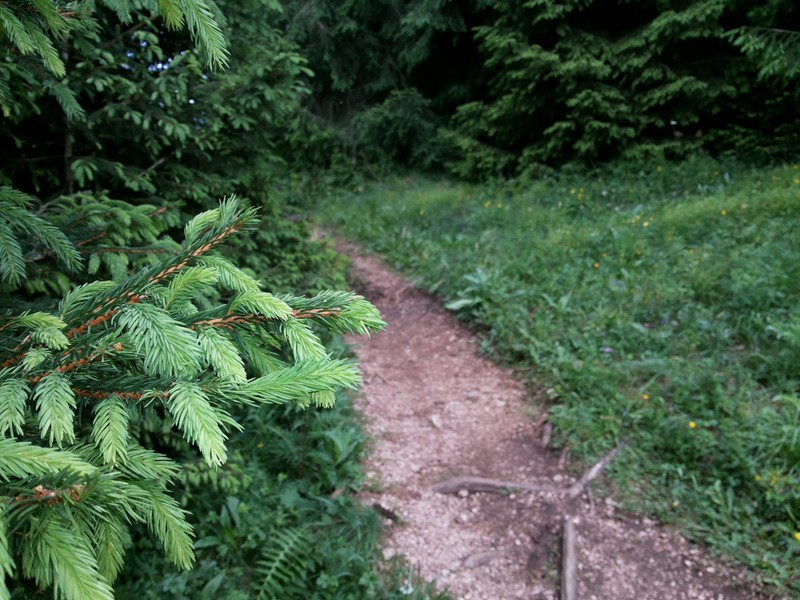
[316,157,800,591]
[0,1,448,598]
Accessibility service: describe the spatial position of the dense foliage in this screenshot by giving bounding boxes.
[3,0,799,596]
[0,1,400,598]
[316,158,800,592]
[278,0,800,177]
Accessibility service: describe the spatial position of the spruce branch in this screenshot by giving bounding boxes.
[0,198,385,596]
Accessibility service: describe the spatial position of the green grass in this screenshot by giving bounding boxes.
[314,157,800,591]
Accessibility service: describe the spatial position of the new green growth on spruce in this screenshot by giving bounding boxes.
[0,198,385,600]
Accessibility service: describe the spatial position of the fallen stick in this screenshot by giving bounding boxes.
[430,476,559,495]
[432,442,626,499]
[565,441,626,499]
[561,517,578,600]
[541,421,553,448]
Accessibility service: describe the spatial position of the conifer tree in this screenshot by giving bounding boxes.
[0,199,384,600]
[1,2,386,598]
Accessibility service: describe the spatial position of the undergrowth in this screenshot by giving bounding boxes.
[115,381,449,599]
[313,156,800,592]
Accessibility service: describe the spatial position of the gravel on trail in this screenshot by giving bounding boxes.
[340,242,777,600]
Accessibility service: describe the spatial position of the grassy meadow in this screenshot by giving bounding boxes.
[315,158,800,590]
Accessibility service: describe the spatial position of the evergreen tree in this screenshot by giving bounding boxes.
[0,2,385,597]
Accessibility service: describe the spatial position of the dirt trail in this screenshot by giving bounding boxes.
[340,242,775,600]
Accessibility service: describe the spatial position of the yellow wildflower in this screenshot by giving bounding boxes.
[720,209,727,216]
[642,393,650,400]
[593,262,600,269]
[795,532,800,541]
[689,421,696,429]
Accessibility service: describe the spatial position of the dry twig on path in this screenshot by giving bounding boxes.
[431,442,627,500]
[562,517,578,600]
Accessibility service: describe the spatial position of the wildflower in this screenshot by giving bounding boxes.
[754,474,761,481]
[601,346,613,354]
[257,441,264,448]
[593,262,600,268]
[720,209,727,216]
[689,421,696,429]
[795,532,800,541]
[642,393,650,400]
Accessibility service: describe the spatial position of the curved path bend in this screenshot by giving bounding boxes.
[341,242,773,600]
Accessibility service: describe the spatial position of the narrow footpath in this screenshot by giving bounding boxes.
[340,242,775,600]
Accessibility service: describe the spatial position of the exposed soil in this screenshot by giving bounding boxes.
[339,241,781,600]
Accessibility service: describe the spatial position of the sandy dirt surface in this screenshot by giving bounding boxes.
[339,242,780,600]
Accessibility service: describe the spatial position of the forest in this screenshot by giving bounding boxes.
[0,0,798,597]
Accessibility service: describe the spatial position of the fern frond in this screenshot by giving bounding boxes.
[168,382,228,466]
[0,378,29,437]
[33,373,76,447]
[92,396,129,465]
[254,528,312,600]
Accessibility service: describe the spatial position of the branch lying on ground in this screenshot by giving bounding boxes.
[431,441,627,499]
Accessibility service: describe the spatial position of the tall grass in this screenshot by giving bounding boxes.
[315,157,800,591]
